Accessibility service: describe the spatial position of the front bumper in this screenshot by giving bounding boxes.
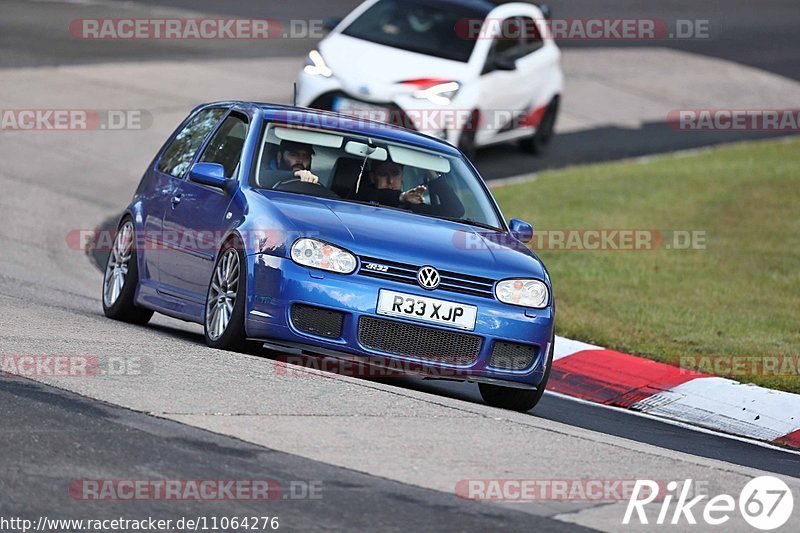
[245,254,554,388]
[296,72,466,146]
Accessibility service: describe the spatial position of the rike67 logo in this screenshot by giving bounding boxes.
[624,476,794,530]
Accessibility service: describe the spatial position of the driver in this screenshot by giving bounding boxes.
[271,140,320,184]
[381,5,439,36]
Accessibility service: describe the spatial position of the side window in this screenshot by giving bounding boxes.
[157,108,226,178]
[519,16,544,55]
[484,17,524,71]
[198,114,249,179]
[490,18,522,60]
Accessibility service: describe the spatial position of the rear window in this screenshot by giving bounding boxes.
[341,0,484,63]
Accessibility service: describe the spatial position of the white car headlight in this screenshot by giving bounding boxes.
[413,81,460,105]
[291,238,356,274]
[303,50,333,78]
[495,279,549,308]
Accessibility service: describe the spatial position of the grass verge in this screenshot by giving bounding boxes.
[493,137,800,394]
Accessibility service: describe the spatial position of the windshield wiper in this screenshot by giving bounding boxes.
[327,199,503,231]
[431,215,501,232]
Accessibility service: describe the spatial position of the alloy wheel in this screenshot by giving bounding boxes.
[206,248,240,341]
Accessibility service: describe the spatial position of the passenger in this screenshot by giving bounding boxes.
[357,160,465,218]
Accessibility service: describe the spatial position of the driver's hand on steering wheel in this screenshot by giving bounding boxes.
[294,170,319,184]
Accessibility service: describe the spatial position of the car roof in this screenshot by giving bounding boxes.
[394,0,539,16]
[210,101,463,156]
[411,0,495,16]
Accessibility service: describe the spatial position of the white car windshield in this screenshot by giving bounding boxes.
[341,0,484,63]
[253,123,504,230]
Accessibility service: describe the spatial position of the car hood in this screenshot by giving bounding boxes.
[255,191,546,281]
[320,33,474,98]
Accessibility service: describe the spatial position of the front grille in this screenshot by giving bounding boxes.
[489,341,539,371]
[358,256,495,299]
[358,316,481,365]
[291,304,344,339]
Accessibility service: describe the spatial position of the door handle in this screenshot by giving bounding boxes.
[171,195,182,206]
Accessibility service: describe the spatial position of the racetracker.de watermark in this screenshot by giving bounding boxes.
[68,479,323,501]
[273,355,481,380]
[1,355,152,378]
[455,479,690,502]
[454,229,707,252]
[680,355,800,377]
[273,108,548,133]
[68,228,707,254]
[455,18,710,41]
[1,109,152,131]
[69,18,327,40]
[667,109,800,131]
[67,228,298,254]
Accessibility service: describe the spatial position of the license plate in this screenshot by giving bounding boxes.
[376,289,477,331]
[332,96,391,122]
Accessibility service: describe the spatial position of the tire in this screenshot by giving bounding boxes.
[479,333,555,412]
[519,97,559,155]
[102,218,154,325]
[204,242,249,351]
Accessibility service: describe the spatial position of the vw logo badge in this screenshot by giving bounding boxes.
[417,266,440,290]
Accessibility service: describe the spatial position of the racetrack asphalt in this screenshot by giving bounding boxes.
[3,0,799,178]
[1,0,799,530]
[8,0,799,80]
[0,376,587,532]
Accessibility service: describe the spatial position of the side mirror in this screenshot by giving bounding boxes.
[485,56,517,74]
[189,162,232,192]
[509,218,533,243]
[322,17,342,32]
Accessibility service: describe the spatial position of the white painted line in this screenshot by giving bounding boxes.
[546,390,800,458]
[631,377,800,442]
[550,334,800,448]
[553,335,603,361]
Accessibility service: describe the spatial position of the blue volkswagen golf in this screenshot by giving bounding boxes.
[102,102,555,411]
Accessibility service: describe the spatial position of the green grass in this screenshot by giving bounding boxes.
[493,137,800,394]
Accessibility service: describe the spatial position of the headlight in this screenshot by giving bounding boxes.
[495,279,549,308]
[303,50,333,78]
[412,81,460,105]
[291,238,356,274]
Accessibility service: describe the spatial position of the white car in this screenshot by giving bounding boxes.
[296,0,563,159]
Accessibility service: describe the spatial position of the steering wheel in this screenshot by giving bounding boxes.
[267,170,299,188]
[271,175,340,199]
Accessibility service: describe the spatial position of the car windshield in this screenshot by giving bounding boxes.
[341,0,483,63]
[252,123,503,230]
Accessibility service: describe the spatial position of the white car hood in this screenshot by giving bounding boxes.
[320,33,473,100]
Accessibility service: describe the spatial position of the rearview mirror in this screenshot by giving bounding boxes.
[509,218,533,243]
[189,163,232,192]
[344,141,388,161]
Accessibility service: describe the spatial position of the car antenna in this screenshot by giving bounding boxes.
[292,83,298,107]
[354,138,376,195]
